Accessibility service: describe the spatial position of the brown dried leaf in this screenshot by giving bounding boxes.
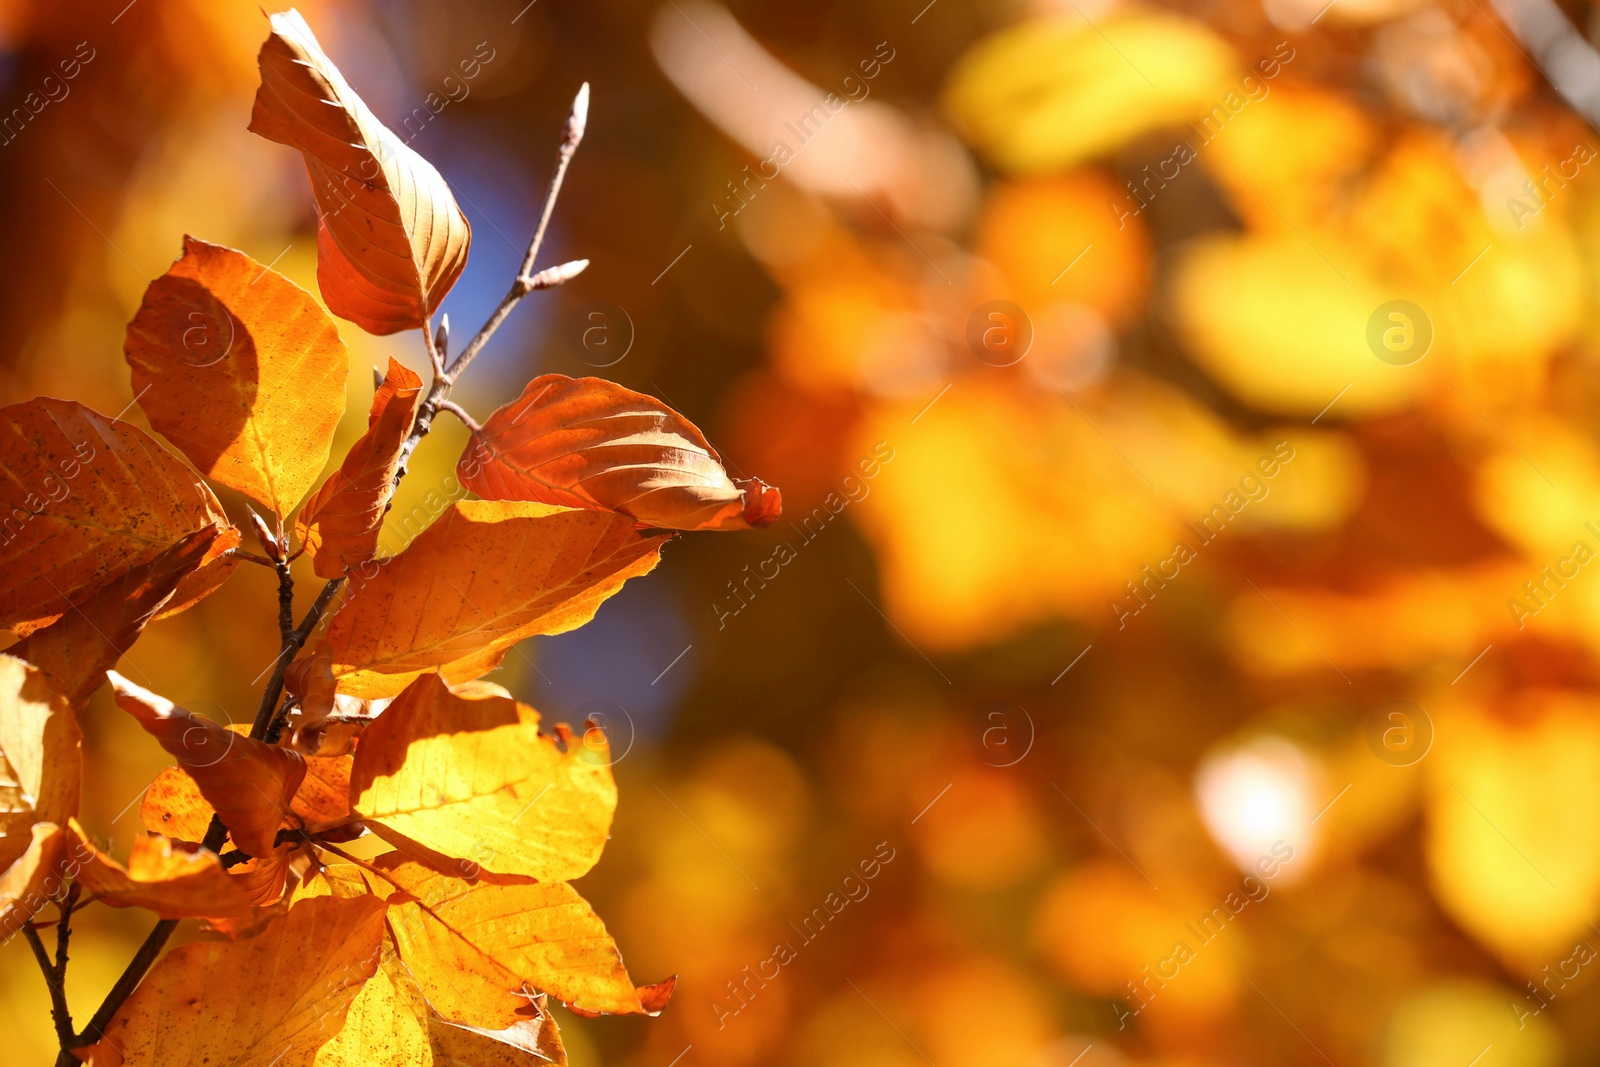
[460,375,783,531]
[250,10,471,334]
[11,527,222,707]
[297,359,423,578]
[110,673,305,857]
[0,397,230,637]
[124,236,349,518]
[327,501,666,698]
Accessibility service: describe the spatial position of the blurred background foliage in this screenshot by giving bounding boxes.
[3,0,1600,1063]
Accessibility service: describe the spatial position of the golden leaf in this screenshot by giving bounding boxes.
[460,375,782,531]
[249,10,471,334]
[0,656,81,886]
[351,674,615,882]
[89,895,387,1067]
[298,359,423,578]
[0,397,230,637]
[327,501,667,698]
[124,236,349,518]
[376,856,674,1027]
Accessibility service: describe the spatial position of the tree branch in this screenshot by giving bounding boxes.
[446,82,590,385]
[70,75,598,1067]
[24,921,73,1052]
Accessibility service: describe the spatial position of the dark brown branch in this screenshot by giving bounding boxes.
[63,919,175,1063]
[24,922,73,1051]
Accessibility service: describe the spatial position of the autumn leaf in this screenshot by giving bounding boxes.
[249,10,471,334]
[124,236,349,518]
[0,655,81,867]
[11,526,223,707]
[67,819,262,936]
[460,374,782,531]
[350,674,615,882]
[285,644,338,724]
[327,501,667,698]
[110,673,305,858]
[88,894,387,1067]
[297,359,423,578]
[315,939,568,1066]
[376,856,674,1027]
[0,397,231,636]
[142,749,351,841]
[0,822,68,941]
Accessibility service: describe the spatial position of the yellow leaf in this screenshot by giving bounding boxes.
[298,359,423,578]
[351,674,615,882]
[124,236,349,518]
[327,501,667,698]
[0,822,68,941]
[0,397,230,637]
[89,895,387,1067]
[249,10,471,334]
[376,856,674,1027]
[67,819,261,936]
[943,9,1236,173]
[0,655,81,882]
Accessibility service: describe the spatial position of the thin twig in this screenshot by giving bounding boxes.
[24,922,73,1050]
[447,82,590,385]
[65,920,175,1062]
[435,398,481,432]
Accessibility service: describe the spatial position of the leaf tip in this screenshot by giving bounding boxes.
[107,671,173,722]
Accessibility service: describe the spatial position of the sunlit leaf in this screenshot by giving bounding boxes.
[67,819,261,936]
[298,359,423,578]
[124,236,349,518]
[376,856,674,1028]
[460,375,782,531]
[249,10,471,334]
[88,894,387,1067]
[0,655,81,880]
[326,501,666,698]
[351,673,615,881]
[0,398,230,636]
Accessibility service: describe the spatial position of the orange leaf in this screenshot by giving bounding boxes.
[109,673,305,858]
[67,819,261,935]
[142,749,351,841]
[351,674,615,881]
[89,894,387,1067]
[0,656,79,936]
[249,10,471,334]
[0,822,68,942]
[327,501,667,698]
[0,655,81,868]
[11,527,223,707]
[0,397,230,637]
[460,375,783,531]
[297,359,423,578]
[376,856,674,1027]
[124,236,349,518]
[284,644,338,724]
